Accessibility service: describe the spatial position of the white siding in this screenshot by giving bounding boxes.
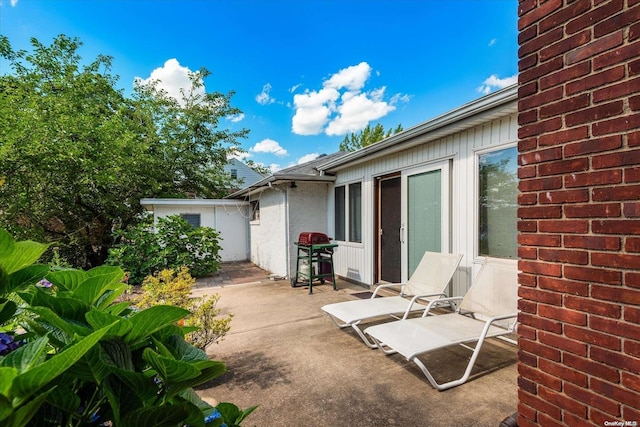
[151,203,249,262]
[249,189,287,276]
[329,112,518,296]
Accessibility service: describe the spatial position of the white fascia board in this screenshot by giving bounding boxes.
[140,198,249,210]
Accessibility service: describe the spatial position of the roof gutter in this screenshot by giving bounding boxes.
[227,174,336,199]
[317,84,518,172]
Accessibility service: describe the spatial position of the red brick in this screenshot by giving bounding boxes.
[519,233,562,247]
[626,237,640,252]
[519,324,538,342]
[518,193,538,205]
[626,306,640,324]
[592,284,640,305]
[628,130,640,147]
[519,364,562,391]
[592,149,640,169]
[519,117,563,139]
[519,80,538,98]
[594,40,640,71]
[519,286,563,305]
[518,375,538,394]
[519,312,563,335]
[518,390,562,421]
[541,30,592,63]
[593,186,640,202]
[538,158,589,176]
[518,245,537,260]
[624,166,640,183]
[519,176,563,191]
[565,294,622,318]
[518,220,538,232]
[566,100,624,127]
[519,26,564,58]
[626,272,640,289]
[520,58,565,90]
[565,0,624,35]
[538,126,588,146]
[519,138,538,154]
[594,4,640,38]
[539,384,588,417]
[564,235,620,251]
[520,260,563,278]
[540,94,590,119]
[564,203,621,218]
[623,202,640,217]
[622,371,640,393]
[564,382,621,416]
[539,330,587,357]
[566,30,624,65]
[591,346,640,374]
[520,86,563,111]
[622,407,640,425]
[631,94,640,112]
[536,413,564,427]
[518,0,563,30]
[519,147,563,165]
[566,324,621,350]
[565,169,623,188]
[539,189,589,204]
[592,219,640,234]
[594,76,640,103]
[540,61,591,92]
[519,108,538,125]
[538,220,588,233]
[519,23,538,45]
[632,21,640,41]
[518,206,562,219]
[519,298,538,313]
[565,135,622,157]
[566,65,625,96]
[539,276,589,296]
[563,352,621,383]
[592,112,640,136]
[564,265,622,285]
[518,165,537,179]
[631,58,640,76]
[590,316,640,341]
[625,340,640,358]
[519,271,538,287]
[539,0,591,34]
[539,248,588,265]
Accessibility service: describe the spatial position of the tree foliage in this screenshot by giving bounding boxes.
[339,123,403,152]
[0,35,247,268]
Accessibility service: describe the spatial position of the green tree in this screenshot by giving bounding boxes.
[0,35,247,268]
[244,159,271,176]
[339,123,403,152]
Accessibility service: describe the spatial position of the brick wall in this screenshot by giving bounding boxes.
[517,0,640,425]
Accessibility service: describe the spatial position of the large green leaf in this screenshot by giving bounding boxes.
[21,287,90,322]
[86,308,132,337]
[73,268,126,305]
[6,265,49,294]
[0,367,18,396]
[120,403,191,427]
[3,388,53,427]
[12,325,111,399]
[164,335,209,362]
[0,337,49,373]
[125,305,190,347]
[164,360,226,399]
[0,299,17,324]
[0,239,49,275]
[0,230,15,259]
[26,306,78,344]
[112,369,158,402]
[142,348,201,383]
[45,269,88,292]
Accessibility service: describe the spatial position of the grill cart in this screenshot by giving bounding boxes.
[292,232,338,294]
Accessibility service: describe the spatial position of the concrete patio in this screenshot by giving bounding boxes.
[193,262,518,427]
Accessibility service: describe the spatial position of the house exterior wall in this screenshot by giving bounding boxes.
[286,182,330,278]
[517,1,640,425]
[330,111,518,296]
[150,202,249,262]
[249,189,287,277]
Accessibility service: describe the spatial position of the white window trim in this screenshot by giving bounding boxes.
[333,179,363,244]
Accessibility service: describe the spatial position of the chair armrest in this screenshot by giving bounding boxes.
[371,282,405,298]
[419,296,464,317]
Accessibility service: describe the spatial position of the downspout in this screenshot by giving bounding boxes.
[284,185,290,280]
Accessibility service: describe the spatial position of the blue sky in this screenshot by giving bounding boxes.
[1,0,518,172]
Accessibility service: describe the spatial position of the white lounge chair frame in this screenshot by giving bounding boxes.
[364,258,518,391]
[321,251,463,348]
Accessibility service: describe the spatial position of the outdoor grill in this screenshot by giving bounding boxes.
[292,232,338,294]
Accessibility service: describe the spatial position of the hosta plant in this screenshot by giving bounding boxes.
[0,230,255,427]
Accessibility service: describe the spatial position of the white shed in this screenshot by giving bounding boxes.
[140,198,250,262]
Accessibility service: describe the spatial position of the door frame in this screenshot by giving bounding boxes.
[374,172,402,283]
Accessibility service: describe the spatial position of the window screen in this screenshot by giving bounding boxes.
[180,213,201,228]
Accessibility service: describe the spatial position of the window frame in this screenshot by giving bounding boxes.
[333,180,363,244]
[180,213,201,228]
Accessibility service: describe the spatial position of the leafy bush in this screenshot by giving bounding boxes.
[0,229,255,427]
[108,215,222,286]
[137,267,233,350]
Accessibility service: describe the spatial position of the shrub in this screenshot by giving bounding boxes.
[137,267,233,350]
[0,229,255,427]
[108,215,222,286]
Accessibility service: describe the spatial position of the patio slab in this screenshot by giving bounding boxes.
[194,264,518,427]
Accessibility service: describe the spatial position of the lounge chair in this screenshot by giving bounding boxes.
[321,251,463,348]
[364,257,518,391]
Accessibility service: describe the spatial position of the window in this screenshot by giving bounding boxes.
[478,146,518,258]
[334,186,345,241]
[230,169,238,179]
[334,182,362,243]
[250,200,260,222]
[180,213,201,228]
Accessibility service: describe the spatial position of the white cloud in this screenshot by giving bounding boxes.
[477,74,518,95]
[297,153,319,164]
[256,83,275,105]
[291,62,406,136]
[269,163,282,173]
[250,139,288,157]
[135,58,204,106]
[227,113,245,123]
[489,38,497,47]
[289,83,302,93]
[228,151,250,160]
